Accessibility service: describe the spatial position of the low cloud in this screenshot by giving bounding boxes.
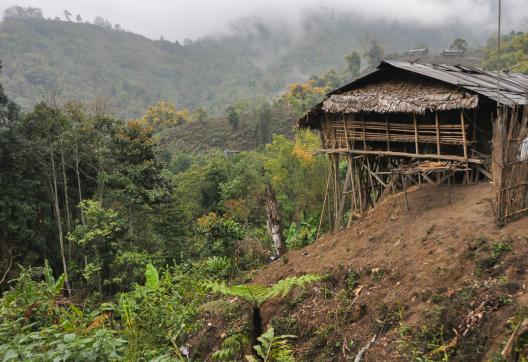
[0,0,525,41]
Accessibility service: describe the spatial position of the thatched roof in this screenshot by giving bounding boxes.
[322,79,478,114]
[298,60,528,129]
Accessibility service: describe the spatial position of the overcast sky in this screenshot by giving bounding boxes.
[0,0,525,41]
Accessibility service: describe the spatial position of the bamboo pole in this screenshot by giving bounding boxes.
[316,149,484,164]
[413,114,419,154]
[435,112,441,156]
[316,170,332,240]
[460,110,468,160]
[385,115,390,151]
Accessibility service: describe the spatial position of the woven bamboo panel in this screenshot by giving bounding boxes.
[325,119,469,149]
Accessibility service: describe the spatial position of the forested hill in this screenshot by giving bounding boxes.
[0,8,487,118]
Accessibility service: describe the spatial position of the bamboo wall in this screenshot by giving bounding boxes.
[492,107,528,224]
[320,112,471,156]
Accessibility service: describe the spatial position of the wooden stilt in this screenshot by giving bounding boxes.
[413,114,419,155]
[435,112,441,156]
[335,160,351,231]
[460,110,469,183]
[333,154,341,232]
[402,172,409,211]
[385,115,390,151]
[317,170,332,240]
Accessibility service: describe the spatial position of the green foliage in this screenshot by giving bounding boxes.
[212,333,249,361]
[0,10,480,117]
[0,263,127,361]
[114,263,207,359]
[245,327,296,362]
[482,31,528,74]
[285,215,318,250]
[0,325,126,362]
[205,256,233,278]
[205,274,323,307]
[226,105,240,130]
[145,263,160,290]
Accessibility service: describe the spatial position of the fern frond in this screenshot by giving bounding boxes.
[246,327,296,362]
[204,280,270,305]
[205,274,322,307]
[267,274,323,300]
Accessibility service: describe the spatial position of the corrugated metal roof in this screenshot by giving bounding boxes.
[383,60,528,106]
[297,60,528,129]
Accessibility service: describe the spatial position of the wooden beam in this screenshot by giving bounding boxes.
[316,149,484,164]
[421,173,436,185]
[359,159,387,187]
[435,112,441,156]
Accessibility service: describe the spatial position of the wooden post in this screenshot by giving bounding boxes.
[332,154,341,232]
[460,110,468,160]
[336,160,352,230]
[435,112,441,156]
[402,172,409,211]
[316,170,332,240]
[360,115,367,151]
[385,115,390,151]
[460,110,469,184]
[347,155,357,216]
[413,114,419,155]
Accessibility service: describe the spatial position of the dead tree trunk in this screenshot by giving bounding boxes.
[74,144,85,227]
[60,138,72,261]
[265,184,287,257]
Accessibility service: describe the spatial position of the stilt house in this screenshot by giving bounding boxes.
[298,60,528,227]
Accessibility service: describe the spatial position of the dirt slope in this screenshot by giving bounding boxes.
[250,183,528,361]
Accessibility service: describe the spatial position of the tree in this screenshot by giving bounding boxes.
[68,200,126,293]
[345,51,361,78]
[226,105,239,130]
[107,120,171,233]
[94,16,112,29]
[76,14,82,22]
[256,103,272,145]
[3,6,43,20]
[451,38,468,52]
[481,32,528,74]
[63,10,72,21]
[205,274,322,349]
[265,184,286,257]
[20,103,72,295]
[364,40,384,70]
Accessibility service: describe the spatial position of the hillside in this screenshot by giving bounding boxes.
[0,9,489,118]
[193,183,528,361]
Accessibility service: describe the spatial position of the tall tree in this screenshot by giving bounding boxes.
[364,40,384,70]
[256,103,272,145]
[345,51,361,78]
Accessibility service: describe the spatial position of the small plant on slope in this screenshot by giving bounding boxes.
[245,326,296,362]
[205,274,322,349]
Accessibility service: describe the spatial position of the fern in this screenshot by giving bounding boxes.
[204,274,322,307]
[212,333,248,361]
[245,327,296,362]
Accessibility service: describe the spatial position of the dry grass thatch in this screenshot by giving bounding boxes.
[322,80,479,115]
